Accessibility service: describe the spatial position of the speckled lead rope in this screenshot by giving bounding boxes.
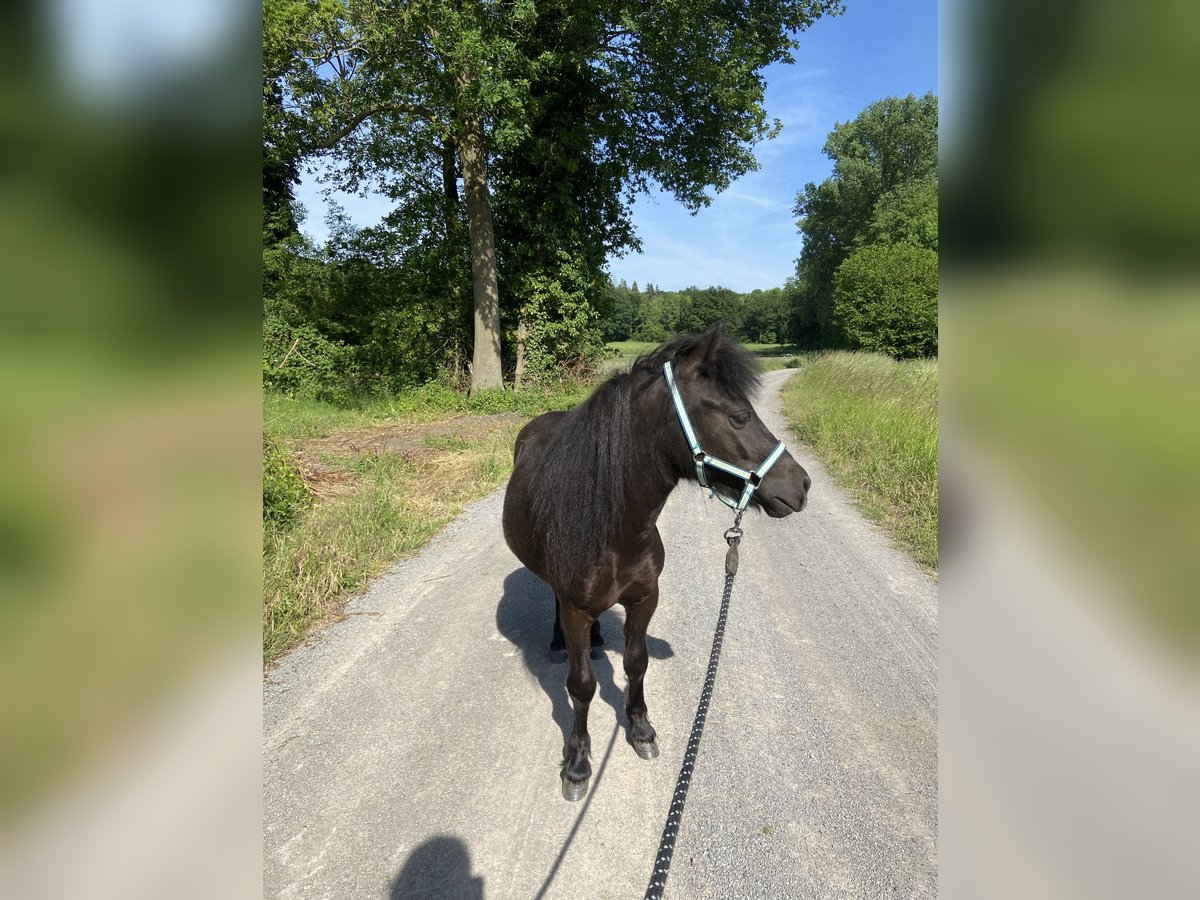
[644,517,744,900]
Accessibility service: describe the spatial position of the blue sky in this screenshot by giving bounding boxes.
[294,0,937,293]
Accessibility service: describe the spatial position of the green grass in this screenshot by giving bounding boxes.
[603,341,657,372]
[743,342,799,356]
[782,352,938,570]
[263,424,526,663]
[263,380,591,665]
[264,380,590,443]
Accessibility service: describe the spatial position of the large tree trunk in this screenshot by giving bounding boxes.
[457,113,503,392]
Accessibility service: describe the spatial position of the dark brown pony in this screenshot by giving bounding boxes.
[502,327,810,800]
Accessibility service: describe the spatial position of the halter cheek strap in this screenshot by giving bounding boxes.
[662,361,787,513]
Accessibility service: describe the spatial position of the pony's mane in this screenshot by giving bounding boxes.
[527,371,634,594]
[527,328,759,593]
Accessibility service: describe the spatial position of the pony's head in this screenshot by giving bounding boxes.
[637,325,810,517]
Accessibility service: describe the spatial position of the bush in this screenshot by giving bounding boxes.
[832,242,938,358]
[263,315,361,404]
[514,250,608,381]
[263,440,310,527]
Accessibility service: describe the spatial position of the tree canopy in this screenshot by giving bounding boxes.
[833,242,937,358]
[601,282,789,345]
[263,0,843,395]
[789,92,938,349]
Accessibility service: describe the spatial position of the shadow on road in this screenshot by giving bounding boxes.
[388,835,484,900]
[496,567,675,751]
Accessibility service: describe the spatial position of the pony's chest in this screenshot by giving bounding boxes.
[586,543,662,607]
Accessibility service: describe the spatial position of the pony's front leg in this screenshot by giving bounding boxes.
[558,597,597,801]
[622,585,660,759]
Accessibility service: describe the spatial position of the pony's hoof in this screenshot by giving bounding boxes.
[589,645,604,660]
[631,739,659,760]
[561,776,589,801]
[549,648,566,664]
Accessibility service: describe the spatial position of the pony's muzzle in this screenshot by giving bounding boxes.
[763,461,810,516]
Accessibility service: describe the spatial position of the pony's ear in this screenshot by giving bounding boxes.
[680,324,724,376]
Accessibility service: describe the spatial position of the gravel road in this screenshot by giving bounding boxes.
[264,368,938,899]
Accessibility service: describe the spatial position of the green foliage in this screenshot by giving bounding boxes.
[263,314,361,404]
[598,281,791,345]
[514,250,608,380]
[263,440,310,528]
[602,283,637,341]
[867,177,938,251]
[262,200,474,403]
[741,288,790,343]
[264,0,846,395]
[790,93,939,350]
[833,243,938,358]
[677,286,741,334]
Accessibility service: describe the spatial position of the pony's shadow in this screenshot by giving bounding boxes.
[388,835,483,900]
[496,567,674,751]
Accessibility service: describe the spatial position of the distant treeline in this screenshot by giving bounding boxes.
[602,282,790,344]
[597,94,939,357]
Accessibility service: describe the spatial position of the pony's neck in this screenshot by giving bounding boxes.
[621,380,686,531]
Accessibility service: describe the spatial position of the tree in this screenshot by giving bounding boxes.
[266,0,844,390]
[790,92,938,348]
[266,0,533,390]
[867,176,937,251]
[832,242,937,358]
[678,286,741,334]
[742,288,789,343]
[602,280,636,341]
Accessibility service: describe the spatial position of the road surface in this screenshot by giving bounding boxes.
[264,368,938,899]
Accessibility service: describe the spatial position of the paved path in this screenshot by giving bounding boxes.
[264,369,938,899]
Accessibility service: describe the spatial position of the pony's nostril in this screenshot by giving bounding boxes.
[802,475,812,493]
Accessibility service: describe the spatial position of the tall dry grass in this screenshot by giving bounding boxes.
[782,352,938,570]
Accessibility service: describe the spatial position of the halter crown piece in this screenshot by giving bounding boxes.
[662,361,787,514]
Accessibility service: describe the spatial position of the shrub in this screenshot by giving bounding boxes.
[263,440,310,527]
[262,315,361,404]
[832,242,938,358]
[515,250,608,381]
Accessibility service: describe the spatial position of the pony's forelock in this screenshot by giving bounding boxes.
[631,328,761,399]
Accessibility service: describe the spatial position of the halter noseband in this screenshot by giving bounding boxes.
[662,360,787,513]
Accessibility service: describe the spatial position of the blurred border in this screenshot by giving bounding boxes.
[1,0,1198,897]
[0,2,262,897]
[941,0,1200,896]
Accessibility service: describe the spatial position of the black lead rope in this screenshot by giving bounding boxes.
[643,517,744,900]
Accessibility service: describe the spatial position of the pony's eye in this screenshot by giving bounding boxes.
[731,410,752,426]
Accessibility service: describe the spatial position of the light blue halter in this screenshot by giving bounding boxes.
[662,360,787,513]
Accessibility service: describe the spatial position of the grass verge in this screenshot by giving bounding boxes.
[263,382,590,665]
[264,381,589,442]
[782,352,938,571]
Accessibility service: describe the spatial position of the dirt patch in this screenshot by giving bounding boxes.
[295,413,525,497]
